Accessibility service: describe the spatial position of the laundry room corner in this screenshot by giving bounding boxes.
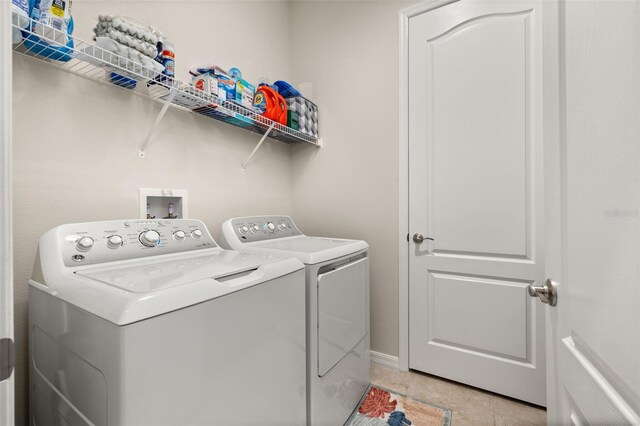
[290,1,418,361]
[11,2,297,424]
[10,0,459,422]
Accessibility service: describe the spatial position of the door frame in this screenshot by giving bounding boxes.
[397,0,460,372]
[1,0,14,424]
[541,0,562,422]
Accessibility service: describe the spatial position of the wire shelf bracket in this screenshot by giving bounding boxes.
[139,87,178,158]
[241,123,276,172]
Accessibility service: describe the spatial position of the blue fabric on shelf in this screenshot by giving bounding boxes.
[22,14,75,62]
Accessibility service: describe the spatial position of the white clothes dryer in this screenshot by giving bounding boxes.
[221,215,370,426]
[29,219,306,426]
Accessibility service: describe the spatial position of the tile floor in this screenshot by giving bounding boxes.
[371,363,546,426]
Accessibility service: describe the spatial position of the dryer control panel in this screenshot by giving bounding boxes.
[229,216,302,243]
[55,219,217,267]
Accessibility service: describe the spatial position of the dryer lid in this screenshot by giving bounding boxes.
[249,236,368,265]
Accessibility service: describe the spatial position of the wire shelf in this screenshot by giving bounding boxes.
[10,12,320,147]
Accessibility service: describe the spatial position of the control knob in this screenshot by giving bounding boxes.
[173,230,186,241]
[251,225,260,233]
[265,222,276,233]
[279,222,287,230]
[76,236,94,252]
[239,226,249,234]
[192,229,203,239]
[107,235,123,249]
[139,230,161,247]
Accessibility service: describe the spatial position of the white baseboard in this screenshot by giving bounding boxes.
[370,351,400,369]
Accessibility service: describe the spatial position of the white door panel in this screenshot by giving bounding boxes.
[544,0,640,423]
[408,0,546,405]
[560,337,639,425]
[431,13,529,257]
[429,273,529,359]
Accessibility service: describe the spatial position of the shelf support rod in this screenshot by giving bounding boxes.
[139,87,178,158]
[241,123,276,172]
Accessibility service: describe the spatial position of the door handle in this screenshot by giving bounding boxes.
[0,338,14,382]
[527,279,558,306]
[412,233,434,244]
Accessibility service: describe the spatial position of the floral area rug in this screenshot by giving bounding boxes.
[346,385,452,426]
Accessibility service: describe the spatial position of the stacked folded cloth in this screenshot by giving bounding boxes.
[93,15,158,58]
[90,16,164,78]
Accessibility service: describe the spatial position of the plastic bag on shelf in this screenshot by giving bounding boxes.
[272,80,302,98]
[23,0,75,62]
[12,0,30,44]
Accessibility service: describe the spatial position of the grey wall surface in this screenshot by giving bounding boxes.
[290,1,415,358]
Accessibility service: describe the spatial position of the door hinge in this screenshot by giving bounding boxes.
[0,337,15,382]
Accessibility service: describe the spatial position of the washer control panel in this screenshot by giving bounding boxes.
[231,216,301,243]
[58,219,217,267]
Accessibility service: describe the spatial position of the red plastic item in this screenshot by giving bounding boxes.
[255,86,287,125]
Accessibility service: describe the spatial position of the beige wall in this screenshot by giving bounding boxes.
[12,2,295,423]
[12,1,414,423]
[290,1,415,358]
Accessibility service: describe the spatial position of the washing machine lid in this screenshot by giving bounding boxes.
[76,250,266,292]
[248,236,368,265]
[32,248,304,326]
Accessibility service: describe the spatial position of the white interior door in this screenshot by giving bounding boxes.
[1,1,15,425]
[544,1,640,424]
[408,0,546,405]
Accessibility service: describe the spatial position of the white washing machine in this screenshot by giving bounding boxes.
[29,219,307,426]
[221,215,370,426]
